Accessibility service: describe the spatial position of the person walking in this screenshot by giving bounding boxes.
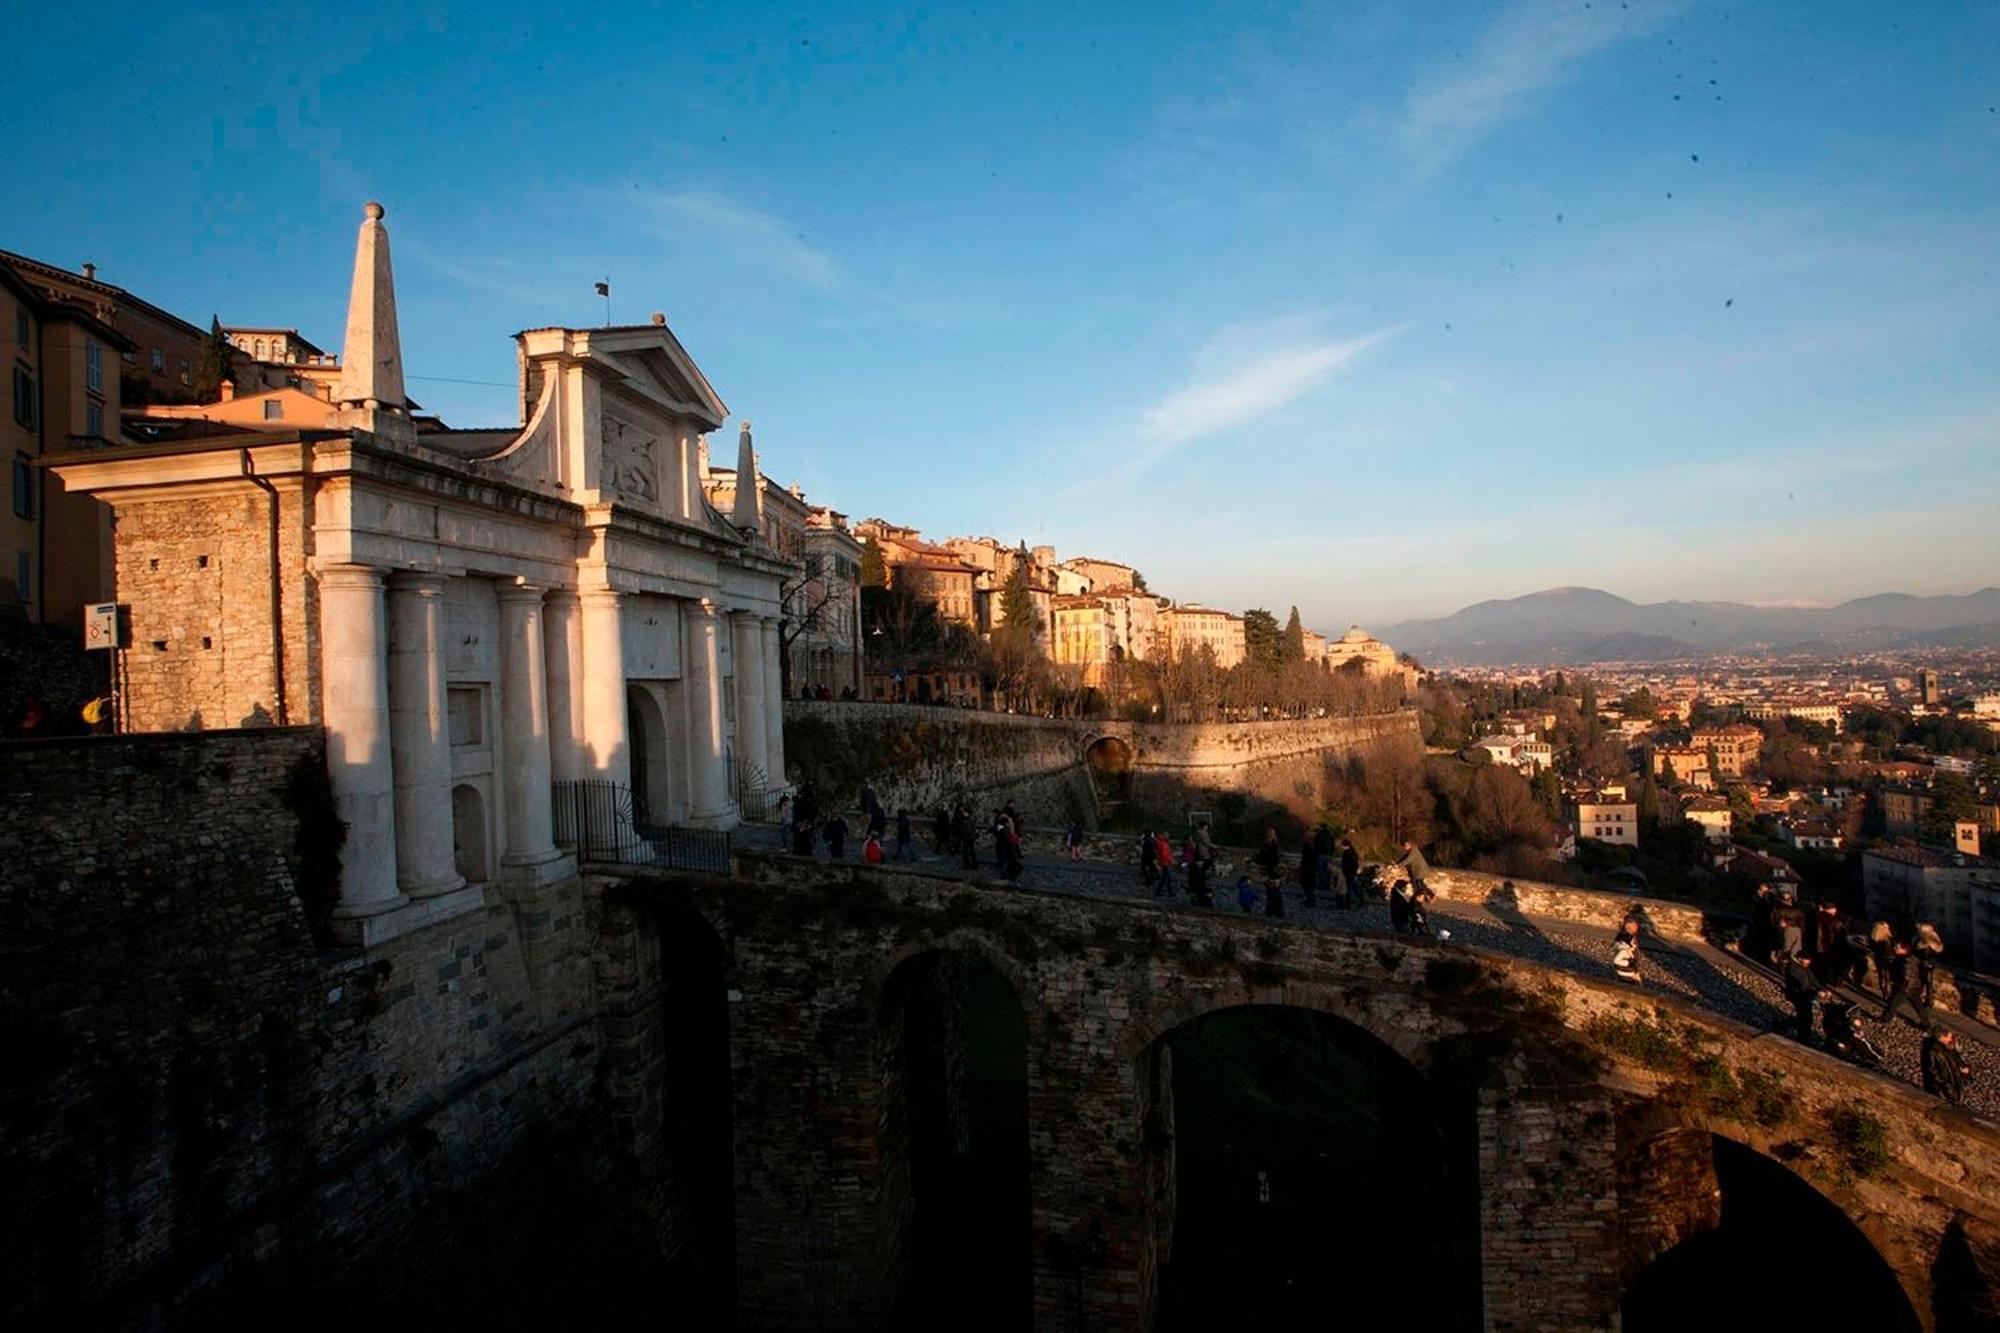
[1340,839,1361,909]
[1066,820,1086,862]
[1880,942,1925,1026]
[1868,921,1896,998]
[1809,901,1843,984]
[1397,840,1432,899]
[1138,829,1160,889]
[1194,820,1218,885]
[862,830,885,864]
[824,811,849,860]
[1612,916,1644,985]
[1783,954,1821,1042]
[1153,830,1176,898]
[1776,891,1804,961]
[1913,922,1946,1011]
[1183,832,1211,906]
[1235,875,1259,914]
[1922,1027,1970,1105]
[894,808,917,862]
[955,802,978,869]
[1254,829,1285,918]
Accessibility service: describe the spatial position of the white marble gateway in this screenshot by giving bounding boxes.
[53,203,797,946]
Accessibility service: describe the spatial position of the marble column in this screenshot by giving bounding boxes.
[543,589,585,784]
[387,572,463,897]
[684,597,732,825]
[730,612,768,789]
[319,563,407,933]
[579,589,631,788]
[497,583,561,871]
[761,616,787,786]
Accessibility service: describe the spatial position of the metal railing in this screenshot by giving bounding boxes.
[728,753,788,825]
[553,779,733,873]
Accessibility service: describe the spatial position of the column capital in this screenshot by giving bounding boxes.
[689,597,720,620]
[318,562,388,590]
[387,569,448,595]
[495,581,549,606]
[578,587,624,607]
[544,587,582,607]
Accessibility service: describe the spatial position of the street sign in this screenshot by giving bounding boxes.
[83,603,126,651]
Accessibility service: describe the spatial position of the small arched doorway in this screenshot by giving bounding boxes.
[1146,1005,1480,1332]
[626,684,672,826]
[1621,1135,1920,1331]
[881,949,1031,1330]
[451,783,488,884]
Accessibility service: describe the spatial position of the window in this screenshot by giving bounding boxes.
[178,358,190,386]
[85,341,102,393]
[263,399,283,421]
[150,346,163,372]
[10,367,32,429]
[12,453,32,519]
[86,400,102,437]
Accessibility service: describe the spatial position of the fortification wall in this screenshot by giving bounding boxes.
[0,731,689,1330]
[780,701,1422,830]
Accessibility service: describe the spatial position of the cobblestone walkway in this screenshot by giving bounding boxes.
[738,825,1996,1118]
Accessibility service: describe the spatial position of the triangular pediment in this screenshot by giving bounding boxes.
[589,328,729,430]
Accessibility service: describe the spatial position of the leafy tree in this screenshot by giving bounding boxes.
[1242,608,1280,665]
[1922,773,1979,844]
[1280,606,1306,663]
[1531,767,1564,819]
[1131,569,1148,593]
[1621,687,1659,721]
[191,315,232,403]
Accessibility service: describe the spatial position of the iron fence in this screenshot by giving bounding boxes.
[553,779,734,873]
[727,753,788,824]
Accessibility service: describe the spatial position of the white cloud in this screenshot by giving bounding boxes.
[1139,321,1401,449]
[1399,0,1679,171]
[628,188,844,292]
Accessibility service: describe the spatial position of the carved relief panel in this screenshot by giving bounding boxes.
[600,410,661,510]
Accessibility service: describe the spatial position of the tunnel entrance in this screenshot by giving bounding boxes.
[1152,1006,1481,1331]
[882,951,1031,1331]
[1621,1135,1919,1331]
[1084,735,1135,813]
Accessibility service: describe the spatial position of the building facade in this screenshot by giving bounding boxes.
[1159,603,1246,667]
[1573,799,1639,848]
[52,202,795,948]
[1692,723,1763,777]
[1863,844,2000,972]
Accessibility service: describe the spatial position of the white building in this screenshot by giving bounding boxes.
[53,202,795,947]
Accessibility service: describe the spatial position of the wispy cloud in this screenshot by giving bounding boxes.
[1399,0,1679,171]
[627,187,845,292]
[1139,319,1402,451]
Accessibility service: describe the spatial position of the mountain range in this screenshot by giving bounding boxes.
[1378,586,2000,664]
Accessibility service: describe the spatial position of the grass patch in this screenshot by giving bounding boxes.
[1828,1104,1890,1179]
[1582,1009,1689,1074]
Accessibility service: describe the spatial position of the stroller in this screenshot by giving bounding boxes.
[1821,998,1884,1067]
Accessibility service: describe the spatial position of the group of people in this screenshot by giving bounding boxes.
[1751,884,1971,1104]
[790,784,1029,880]
[1131,823,1435,932]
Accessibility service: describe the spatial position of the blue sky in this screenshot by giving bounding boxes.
[7,1,1997,627]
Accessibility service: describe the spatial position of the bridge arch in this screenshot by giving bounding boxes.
[1620,1128,1922,1331]
[1083,733,1136,805]
[1134,1000,1483,1330]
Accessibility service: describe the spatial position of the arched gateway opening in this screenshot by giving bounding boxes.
[1084,735,1135,809]
[1622,1134,1920,1331]
[1148,1006,1481,1331]
[880,950,1031,1331]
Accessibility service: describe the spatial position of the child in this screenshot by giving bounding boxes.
[1235,875,1259,914]
[862,831,884,865]
[1066,820,1086,861]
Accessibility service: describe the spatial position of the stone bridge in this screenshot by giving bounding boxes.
[597,852,2000,1332]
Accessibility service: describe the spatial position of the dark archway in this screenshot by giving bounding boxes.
[1622,1135,1920,1332]
[1149,1005,1481,1331]
[657,904,736,1324]
[881,950,1031,1331]
[1084,735,1135,808]
[626,685,671,824]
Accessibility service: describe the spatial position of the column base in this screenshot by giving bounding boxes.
[685,803,741,833]
[498,849,578,892]
[401,872,468,901]
[329,883,486,947]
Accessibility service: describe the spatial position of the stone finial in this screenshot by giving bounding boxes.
[731,420,765,535]
[332,200,414,444]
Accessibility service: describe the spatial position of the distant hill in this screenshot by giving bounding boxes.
[1380,586,2000,664]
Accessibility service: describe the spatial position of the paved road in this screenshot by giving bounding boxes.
[741,825,1994,1117]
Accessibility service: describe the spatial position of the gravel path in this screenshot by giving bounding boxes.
[739,826,1995,1117]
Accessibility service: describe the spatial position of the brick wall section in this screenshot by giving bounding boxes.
[695,850,2000,1331]
[109,485,319,733]
[1615,1124,1722,1283]
[0,730,680,1329]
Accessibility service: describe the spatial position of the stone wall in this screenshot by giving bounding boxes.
[780,701,1421,831]
[0,730,694,1330]
[107,484,319,733]
[686,850,2000,1331]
